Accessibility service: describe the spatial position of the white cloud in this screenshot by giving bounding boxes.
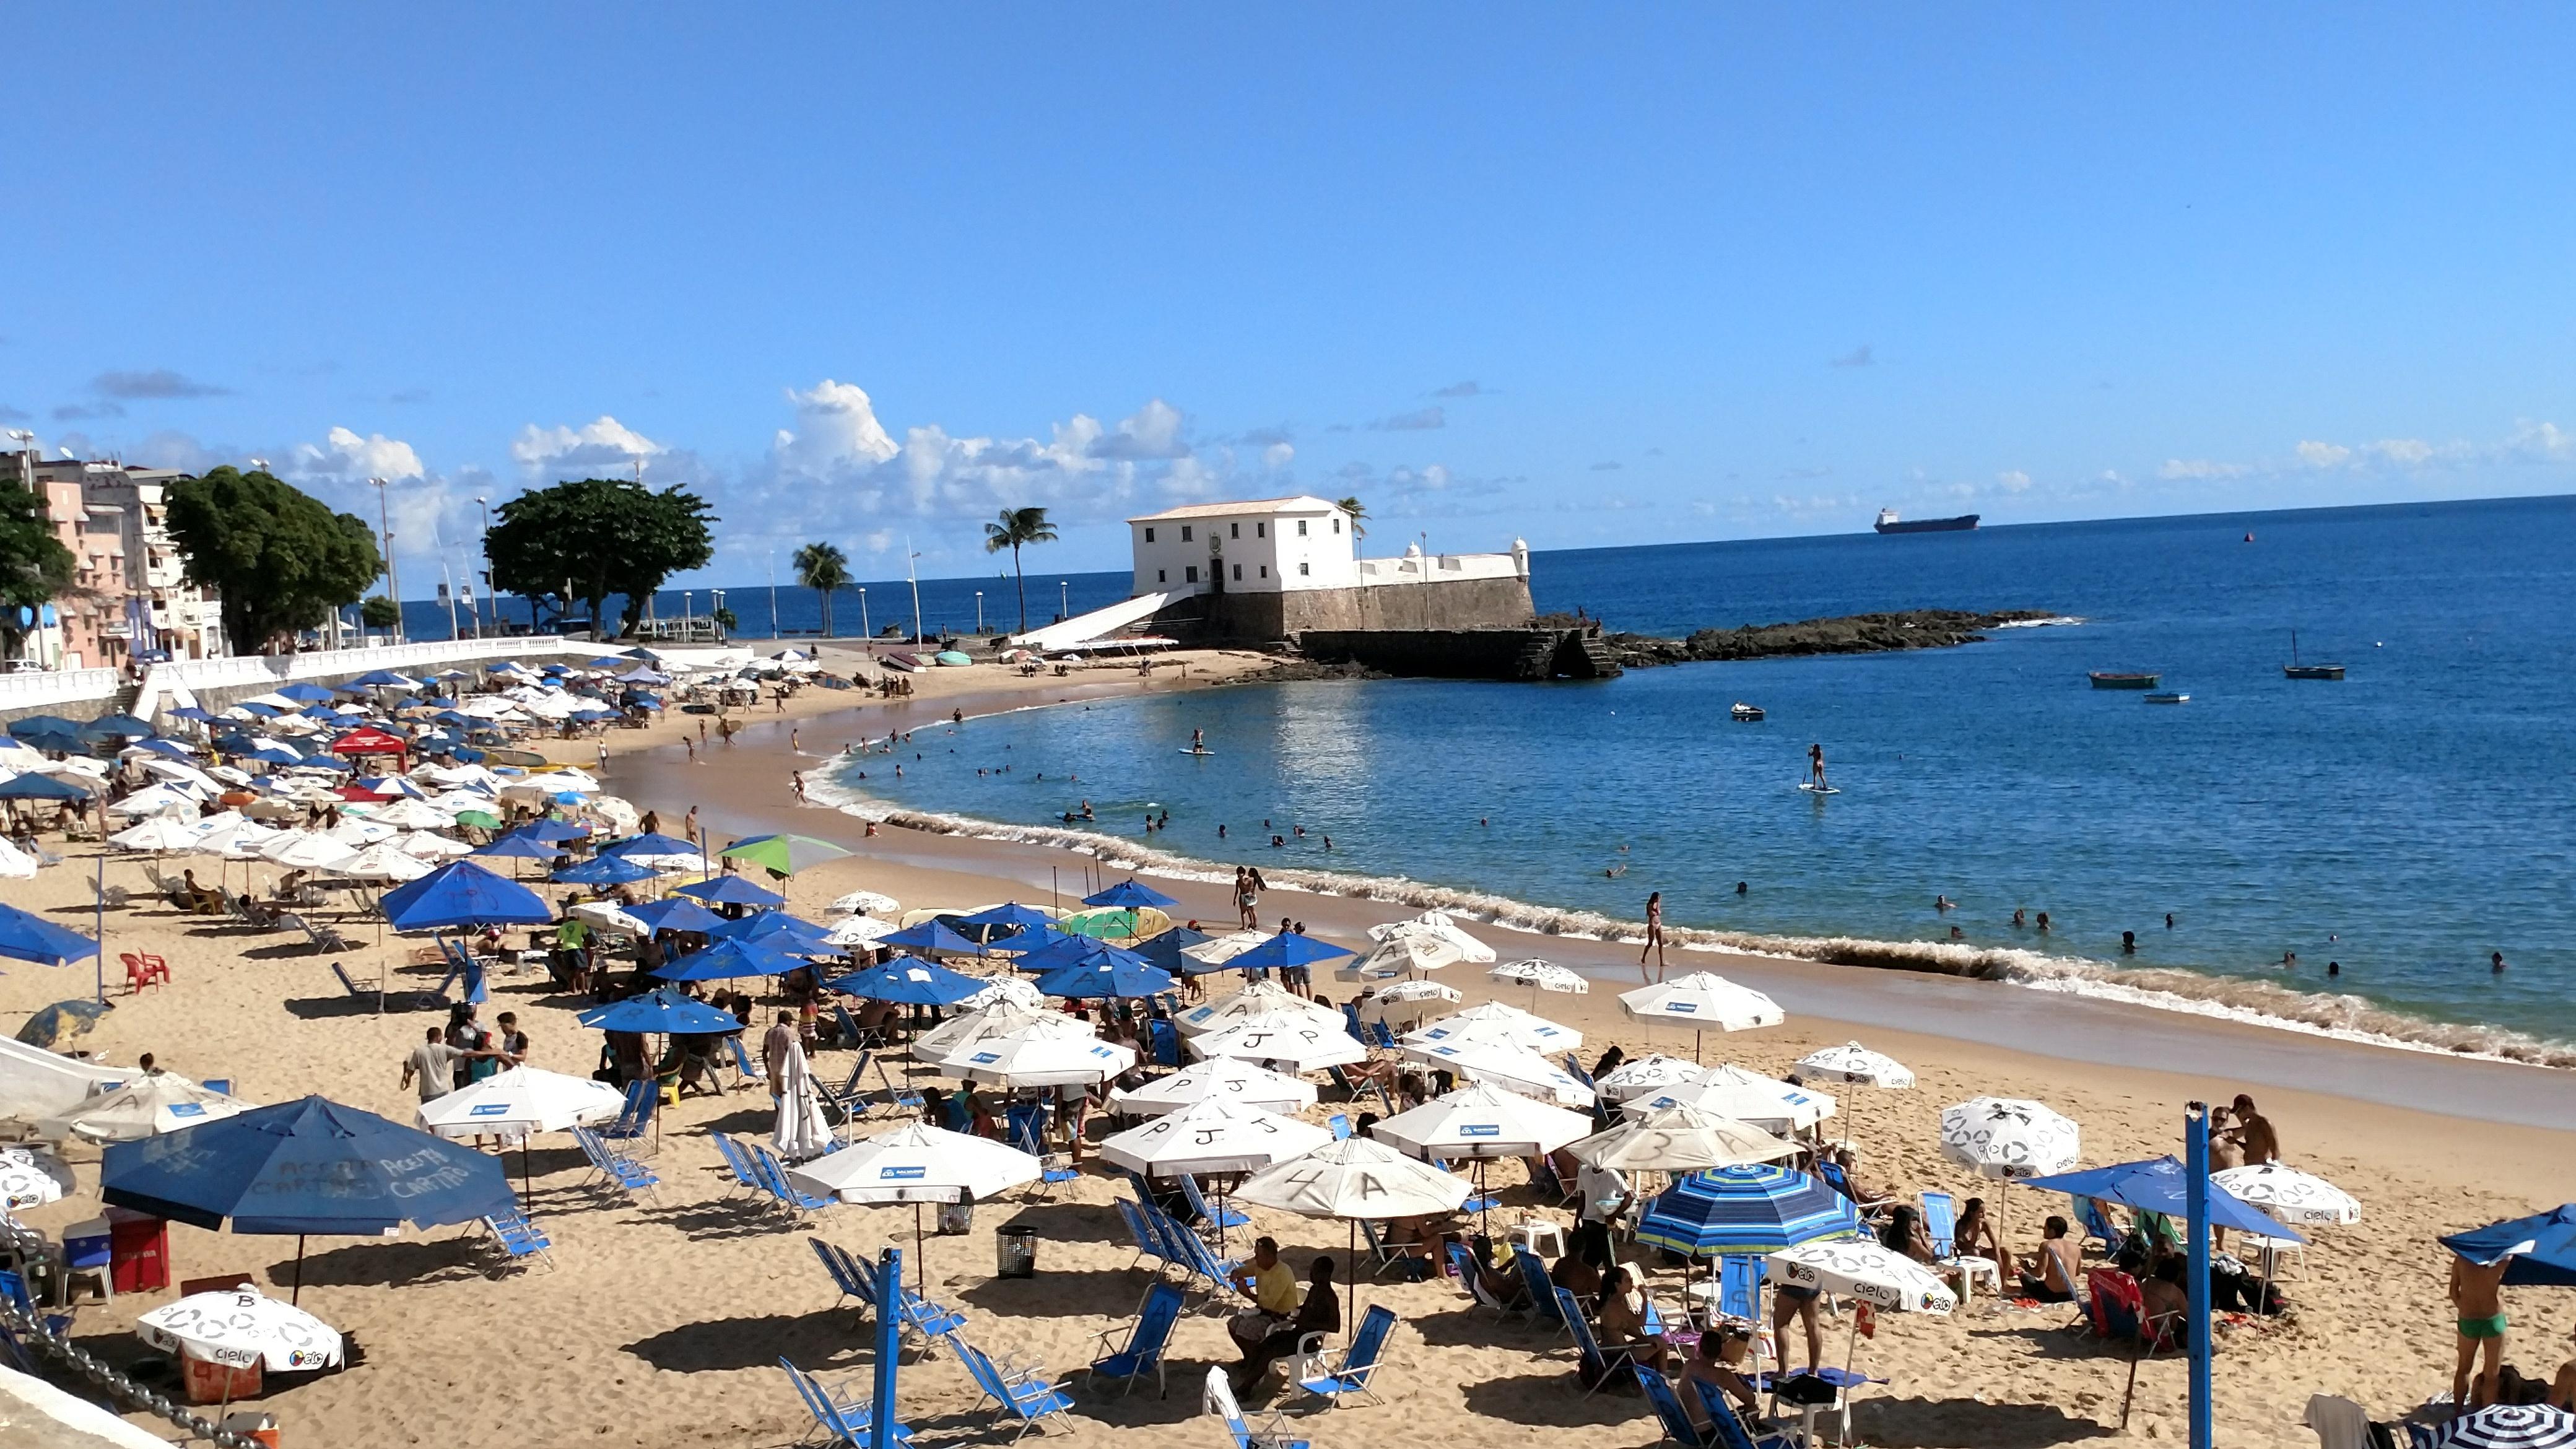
[2158,458,2252,481]
[1261,442,1295,471]
[297,425,425,481]
[2294,440,2351,468]
[510,415,663,475]
[769,379,900,477]
[1996,469,2032,492]
[1089,398,1188,459]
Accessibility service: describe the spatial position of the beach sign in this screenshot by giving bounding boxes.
[880,1165,927,1180]
[1460,1124,1501,1138]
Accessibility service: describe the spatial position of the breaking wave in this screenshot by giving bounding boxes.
[803,770,2576,1071]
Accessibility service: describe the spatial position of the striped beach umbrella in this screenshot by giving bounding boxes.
[2432,1405,2576,1448]
[1635,1163,1865,1258]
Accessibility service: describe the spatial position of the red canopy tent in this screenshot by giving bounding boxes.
[329,726,410,772]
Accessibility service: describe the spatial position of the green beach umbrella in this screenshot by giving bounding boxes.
[454,809,503,830]
[718,833,851,876]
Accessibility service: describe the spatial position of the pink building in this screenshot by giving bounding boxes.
[35,477,129,671]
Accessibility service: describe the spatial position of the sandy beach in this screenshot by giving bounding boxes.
[7,662,2572,1448]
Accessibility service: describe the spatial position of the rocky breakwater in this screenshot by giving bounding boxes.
[1595,608,2058,669]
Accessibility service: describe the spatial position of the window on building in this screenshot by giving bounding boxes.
[1157,569,1167,583]
[1181,525,1194,542]
[1258,565,1268,578]
[1144,526,1155,543]
[1231,564,1242,581]
[1229,521,1239,539]
[1332,517,1341,534]
[1297,519,1308,536]
[1185,565,1199,583]
[1256,521,1266,538]
[1299,561,1310,576]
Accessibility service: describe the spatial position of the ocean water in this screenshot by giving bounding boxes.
[817,495,2576,1066]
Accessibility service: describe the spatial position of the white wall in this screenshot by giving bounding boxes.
[1129,507,1354,596]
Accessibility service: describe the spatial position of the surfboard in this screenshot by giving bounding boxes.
[1176,749,1216,757]
[1798,783,1840,795]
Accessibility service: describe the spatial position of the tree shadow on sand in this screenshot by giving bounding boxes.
[624,1308,863,1373]
[1850,1395,2118,1448]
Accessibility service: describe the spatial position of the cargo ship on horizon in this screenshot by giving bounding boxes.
[1874,508,1980,534]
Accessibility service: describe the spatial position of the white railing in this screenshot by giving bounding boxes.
[1353,551,1521,584]
[135,636,575,719]
[0,668,121,713]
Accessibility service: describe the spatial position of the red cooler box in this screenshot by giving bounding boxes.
[106,1208,168,1294]
[181,1352,261,1404]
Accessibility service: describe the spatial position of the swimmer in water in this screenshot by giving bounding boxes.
[1808,742,1828,788]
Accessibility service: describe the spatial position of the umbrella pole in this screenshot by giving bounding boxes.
[914,1201,929,1297]
[291,1235,307,1307]
[1347,1218,1360,1330]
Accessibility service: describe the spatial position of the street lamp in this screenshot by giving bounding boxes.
[975,591,983,635]
[368,476,399,646]
[1058,580,1068,622]
[474,495,492,637]
[858,587,869,651]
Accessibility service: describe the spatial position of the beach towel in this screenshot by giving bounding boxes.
[771,1038,833,1162]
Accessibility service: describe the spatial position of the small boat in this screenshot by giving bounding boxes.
[2282,630,2344,681]
[2089,671,2160,689]
[1874,508,1979,534]
[1730,702,1765,722]
[2143,692,2190,705]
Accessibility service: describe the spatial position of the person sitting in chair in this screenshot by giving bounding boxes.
[1230,1253,1340,1394]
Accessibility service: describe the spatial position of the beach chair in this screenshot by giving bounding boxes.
[573,1126,661,1200]
[1180,1173,1248,1233]
[1292,1303,1396,1409]
[1515,1247,1569,1336]
[302,917,354,954]
[1365,1021,1398,1051]
[119,952,167,995]
[1529,1152,1582,1208]
[945,1333,1075,1442]
[1342,1001,1367,1041]
[725,1034,765,1091]
[811,1236,875,1318]
[1451,1242,1523,1322]
[1354,1219,1412,1279]
[1718,1255,1765,1323]
[751,1145,834,1216]
[2075,1196,2123,1256]
[1203,1365,1311,1449]
[598,1077,659,1154]
[1146,1019,1181,1068]
[1687,1380,1806,1449]
[1086,1280,1185,1398]
[1161,1213,1244,1304]
[780,1355,916,1449]
[870,1054,926,1118]
[707,1133,762,1198]
[1637,1364,1720,1447]
[2082,1268,2175,1429]
[478,1210,554,1269]
[1328,1113,1352,1141]
[1115,1196,1170,1274]
[1555,1287,1635,1397]
[833,1003,872,1051]
[1921,1191,1958,1259]
[1007,1110,1081,1200]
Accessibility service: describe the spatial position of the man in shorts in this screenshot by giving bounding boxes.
[2451,1249,2513,1409]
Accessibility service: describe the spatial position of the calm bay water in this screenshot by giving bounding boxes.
[825,496,2576,1059]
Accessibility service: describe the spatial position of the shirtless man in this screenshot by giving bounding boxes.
[2229,1094,2280,1164]
[2450,1251,2513,1409]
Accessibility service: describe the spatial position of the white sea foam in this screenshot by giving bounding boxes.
[1992,614,2087,629]
[809,768,2576,1071]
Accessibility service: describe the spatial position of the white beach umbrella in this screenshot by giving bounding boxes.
[1567,1104,1801,1175]
[1107,1056,1320,1116]
[1339,933,1464,981]
[957,974,1048,1011]
[2210,1162,2361,1227]
[325,816,399,847]
[1178,929,1270,967]
[106,783,202,818]
[1592,1053,1712,1104]
[360,797,455,830]
[1372,1081,1594,1161]
[0,1147,76,1209]
[912,1004,1089,1064]
[1617,973,1786,1050]
[1366,910,1497,964]
[1177,979,1344,1037]
[1401,1001,1583,1055]
[1235,1134,1477,1321]
[45,1076,248,1142]
[138,759,217,790]
[416,1066,624,1142]
[193,818,283,858]
[1795,1042,1915,1090]
[1402,1035,1595,1108]
[258,830,357,871]
[824,914,897,948]
[785,1123,1044,1292]
[1488,958,1590,996]
[1939,1097,2081,1180]
[1099,1099,1331,1178]
[1769,1240,1957,1315]
[946,1030,1137,1088]
[338,842,434,882]
[110,816,206,853]
[1357,980,1461,1024]
[537,767,599,793]
[139,1287,344,1372]
[1189,1014,1368,1073]
[0,837,35,880]
[398,829,473,859]
[567,900,649,938]
[1622,1066,1835,1133]
[829,889,903,918]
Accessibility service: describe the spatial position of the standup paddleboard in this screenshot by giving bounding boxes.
[1798,783,1840,795]
[1177,749,1216,757]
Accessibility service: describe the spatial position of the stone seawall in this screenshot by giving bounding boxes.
[1295,627,1619,681]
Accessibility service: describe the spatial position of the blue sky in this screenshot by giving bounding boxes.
[6,5,2573,591]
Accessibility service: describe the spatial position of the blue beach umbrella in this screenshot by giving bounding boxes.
[653,936,807,981]
[578,987,741,1035]
[471,830,564,862]
[1134,926,1217,976]
[381,861,554,931]
[1635,1164,1866,1259]
[1007,933,1110,976]
[954,902,1060,940]
[101,1095,517,1300]
[1222,931,1355,975]
[625,897,727,935]
[877,919,985,956]
[0,902,98,966]
[275,683,337,703]
[6,716,81,739]
[1036,953,1178,1001]
[168,707,217,724]
[708,912,837,953]
[347,669,422,689]
[552,856,658,887]
[133,738,196,758]
[1084,878,1180,910]
[601,831,705,863]
[16,999,111,1048]
[518,818,589,845]
[825,958,988,1007]
[2024,1157,2305,1243]
[0,773,92,802]
[80,713,156,742]
[2441,1205,2576,1287]
[675,875,786,909]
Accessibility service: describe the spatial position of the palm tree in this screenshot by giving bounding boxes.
[1336,497,1368,555]
[791,542,851,637]
[983,507,1059,635]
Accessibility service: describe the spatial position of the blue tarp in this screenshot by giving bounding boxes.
[0,904,98,967]
[2442,1205,2576,1287]
[101,1096,516,1234]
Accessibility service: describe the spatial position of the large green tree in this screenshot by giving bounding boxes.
[791,541,850,637]
[165,466,382,654]
[485,477,716,638]
[0,484,77,656]
[982,505,1058,635]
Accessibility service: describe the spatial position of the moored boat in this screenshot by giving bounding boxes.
[2089,671,2160,689]
[2143,692,2190,704]
[1730,702,1765,721]
[2283,630,2344,681]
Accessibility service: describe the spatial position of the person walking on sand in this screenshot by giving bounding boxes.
[2451,1250,2513,1410]
[1639,891,1666,982]
[1808,742,1828,789]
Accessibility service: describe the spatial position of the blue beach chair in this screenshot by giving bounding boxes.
[946,1333,1076,1442]
[1087,1281,1186,1398]
[1294,1303,1397,1408]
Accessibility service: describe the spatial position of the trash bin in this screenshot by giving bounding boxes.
[938,1201,975,1237]
[996,1224,1037,1279]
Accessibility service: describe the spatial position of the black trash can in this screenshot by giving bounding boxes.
[996,1224,1038,1279]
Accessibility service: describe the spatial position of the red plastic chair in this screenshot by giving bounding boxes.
[120,954,166,995]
